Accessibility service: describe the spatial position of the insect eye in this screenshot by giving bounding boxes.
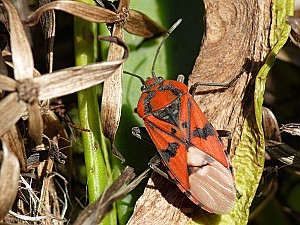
[141,85,147,92]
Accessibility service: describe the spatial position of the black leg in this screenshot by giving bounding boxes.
[131,127,154,146]
[217,129,232,156]
[131,128,172,180]
[148,155,171,181]
[189,72,243,97]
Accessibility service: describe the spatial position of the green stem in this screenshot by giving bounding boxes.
[74,0,115,224]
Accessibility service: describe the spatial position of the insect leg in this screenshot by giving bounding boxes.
[216,130,232,156]
[148,155,172,181]
[189,72,243,97]
[132,127,173,181]
[131,127,154,146]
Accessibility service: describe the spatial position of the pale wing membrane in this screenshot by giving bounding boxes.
[187,146,235,214]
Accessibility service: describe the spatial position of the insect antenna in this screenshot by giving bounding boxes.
[124,71,146,85]
[151,19,182,79]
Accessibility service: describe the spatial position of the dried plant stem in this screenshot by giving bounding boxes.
[74,1,115,224]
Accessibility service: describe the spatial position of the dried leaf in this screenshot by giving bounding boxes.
[36,36,128,100]
[1,125,27,171]
[0,93,26,137]
[266,140,300,168]
[0,140,20,219]
[36,58,125,100]
[39,0,56,73]
[101,0,128,160]
[280,123,300,136]
[0,75,17,92]
[74,167,148,225]
[262,107,281,142]
[286,16,300,48]
[26,0,119,26]
[28,102,43,145]
[1,0,34,80]
[125,9,167,38]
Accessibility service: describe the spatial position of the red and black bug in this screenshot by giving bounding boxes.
[130,19,236,214]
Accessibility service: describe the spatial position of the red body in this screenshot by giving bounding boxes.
[137,77,235,214]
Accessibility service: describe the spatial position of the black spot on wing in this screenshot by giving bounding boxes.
[193,123,215,140]
[187,166,192,175]
[171,128,177,135]
[153,98,180,126]
[160,142,179,163]
[144,90,156,114]
[182,122,188,128]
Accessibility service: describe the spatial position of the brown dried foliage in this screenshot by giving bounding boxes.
[0,0,167,223]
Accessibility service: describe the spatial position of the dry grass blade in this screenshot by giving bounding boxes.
[74,167,149,225]
[0,140,20,219]
[26,0,119,26]
[125,9,167,38]
[0,75,17,92]
[36,36,128,100]
[1,0,34,80]
[1,125,27,171]
[0,93,26,137]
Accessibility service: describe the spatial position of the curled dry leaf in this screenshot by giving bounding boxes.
[262,107,281,142]
[74,166,149,225]
[26,0,119,26]
[286,16,300,48]
[101,0,129,162]
[1,0,34,80]
[124,9,167,38]
[0,141,20,219]
[280,123,300,136]
[28,103,43,145]
[1,125,27,171]
[0,75,16,92]
[266,140,300,169]
[0,93,27,137]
